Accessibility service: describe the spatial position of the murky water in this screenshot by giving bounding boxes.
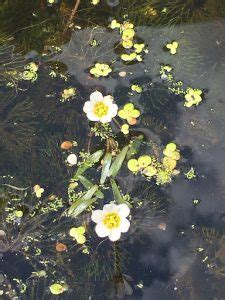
[0,0,225,299]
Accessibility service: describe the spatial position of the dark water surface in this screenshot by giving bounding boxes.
[0,0,225,299]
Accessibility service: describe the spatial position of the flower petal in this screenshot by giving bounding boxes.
[117,204,130,218]
[119,218,130,233]
[108,229,121,241]
[86,112,100,121]
[83,101,92,113]
[95,223,110,237]
[103,95,113,106]
[100,115,113,123]
[110,104,118,118]
[90,91,103,102]
[103,203,117,213]
[91,210,104,223]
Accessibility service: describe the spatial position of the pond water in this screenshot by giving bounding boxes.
[0,0,225,299]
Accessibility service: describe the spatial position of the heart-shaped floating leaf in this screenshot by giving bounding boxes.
[109,146,129,177]
[111,179,132,207]
[126,135,143,160]
[73,150,104,179]
[100,152,112,184]
[68,185,99,216]
[78,175,104,198]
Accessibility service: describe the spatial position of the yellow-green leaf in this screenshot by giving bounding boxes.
[111,179,131,207]
[78,175,104,198]
[68,185,99,216]
[109,146,129,177]
[100,152,112,184]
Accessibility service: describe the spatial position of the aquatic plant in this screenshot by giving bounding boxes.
[110,20,147,63]
[153,0,225,25]
[56,26,118,87]
[0,0,215,297]
[83,91,118,123]
[91,203,130,241]
[90,63,112,78]
[0,183,80,297]
[0,44,26,87]
[0,0,62,53]
[0,90,37,175]
[118,102,140,125]
[119,0,225,26]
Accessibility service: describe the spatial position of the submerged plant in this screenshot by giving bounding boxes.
[0,44,26,87]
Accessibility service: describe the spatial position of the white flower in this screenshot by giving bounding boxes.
[91,203,130,241]
[83,91,118,123]
[67,153,77,166]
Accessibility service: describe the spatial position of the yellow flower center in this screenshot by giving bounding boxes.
[94,102,109,118]
[103,212,121,229]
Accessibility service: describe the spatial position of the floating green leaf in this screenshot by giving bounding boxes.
[100,152,112,184]
[73,150,104,179]
[126,135,143,159]
[109,146,129,177]
[89,149,104,163]
[68,185,99,216]
[111,179,131,207]
[77,175,104,198]
[68,197,98,217]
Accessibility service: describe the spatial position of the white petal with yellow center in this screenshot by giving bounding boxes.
[109,229,121,242]
[90,91,104,102]
[84,92,118,123]
[91,210,104,223]
[119,218,130,232]
[91,203,131,242]
[95,223,110,237]
[103,203,118,213]
[117,204,130,218]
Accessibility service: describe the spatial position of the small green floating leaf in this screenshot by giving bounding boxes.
[68,185,99,216]
[49,283,64,295]
[73,150,104,179]
[126,135,143,160]
[78,175,104,198]
[109,146,129,177]
[100,152,112,184]
[111,179,131,207]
